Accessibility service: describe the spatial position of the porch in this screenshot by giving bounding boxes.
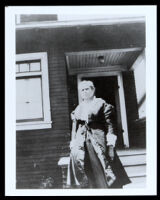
[58,47,146,188]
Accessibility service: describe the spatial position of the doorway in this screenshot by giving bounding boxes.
[80,76,123,148]
[77,71,129,148]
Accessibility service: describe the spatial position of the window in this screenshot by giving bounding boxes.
[16,14,58,25]
[16,52,52,130]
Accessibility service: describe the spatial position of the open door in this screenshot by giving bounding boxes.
[78,72,129,148]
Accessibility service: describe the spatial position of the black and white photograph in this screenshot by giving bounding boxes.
[5,6,157,196]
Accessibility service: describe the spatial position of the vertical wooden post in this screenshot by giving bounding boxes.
[117,73,129,148]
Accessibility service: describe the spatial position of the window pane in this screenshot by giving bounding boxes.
[19,63,29,72]
[16,64,19,73]
[20,14,58,23]
[16,77,43,121]
[30,62,41,71]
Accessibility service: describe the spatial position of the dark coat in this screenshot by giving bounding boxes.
[67,97,131,188]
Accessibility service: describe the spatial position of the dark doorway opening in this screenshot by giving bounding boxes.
[82,76,123,148]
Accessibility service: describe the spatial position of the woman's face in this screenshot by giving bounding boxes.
[80,86,94,100]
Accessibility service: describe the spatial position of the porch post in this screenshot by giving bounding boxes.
[117,73,130,148]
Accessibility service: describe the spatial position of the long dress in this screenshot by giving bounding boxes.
[66,97,131,188]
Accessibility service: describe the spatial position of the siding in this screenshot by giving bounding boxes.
[16,23,145,188]
[16,35,71,188]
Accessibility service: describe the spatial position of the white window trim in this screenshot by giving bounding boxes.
[16,52,52,130]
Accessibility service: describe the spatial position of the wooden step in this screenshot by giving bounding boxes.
[117,148,146,156]
[58,149,146,167]
[119,154,146,166]
[130,176,146,184]
[124,176,146,188]
[58,148,147,188]
[124,164,146,177]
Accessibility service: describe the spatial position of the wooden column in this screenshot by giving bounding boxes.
[117,73,129,148]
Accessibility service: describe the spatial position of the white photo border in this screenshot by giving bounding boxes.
[5,5,157,196]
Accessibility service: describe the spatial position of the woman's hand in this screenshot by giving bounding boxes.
[108,145,114,161]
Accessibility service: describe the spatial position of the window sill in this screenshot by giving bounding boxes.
[16,121,52,131]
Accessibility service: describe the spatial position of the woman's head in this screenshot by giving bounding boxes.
[78,80,95,101]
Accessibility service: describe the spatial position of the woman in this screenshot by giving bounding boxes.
[66,80,131,188]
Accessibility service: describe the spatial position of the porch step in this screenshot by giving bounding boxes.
[124,176,146,188]
[58,148,146,188]
[58,149,146,166]
[117,148,146,156]
[117,148,146,188]
[117,149,146,178]
[119,154,146,166]
[124,164,146,177]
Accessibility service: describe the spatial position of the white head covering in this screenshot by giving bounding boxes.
[78,80,95,91]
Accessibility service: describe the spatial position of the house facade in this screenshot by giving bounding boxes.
[16,15,146,188]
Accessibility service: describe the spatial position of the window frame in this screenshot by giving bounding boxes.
[16,52,52,130]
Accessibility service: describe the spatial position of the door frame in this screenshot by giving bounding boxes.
[77,71,129,148]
